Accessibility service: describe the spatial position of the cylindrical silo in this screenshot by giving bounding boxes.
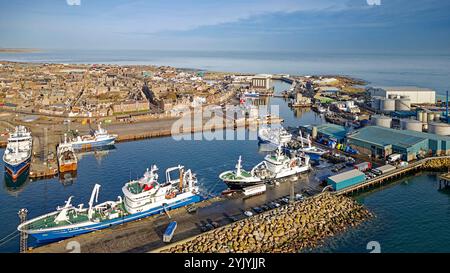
[401,119,423,132]
[312,126,318,139]
[434,112,441,122]
[380,98,396,112]
[428,113,435,123]
[428,122,450,136]
[395,98,411,111]
[372,115,392,128]
[417,111,424,122]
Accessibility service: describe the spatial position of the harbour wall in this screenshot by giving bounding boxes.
[152,193,372,253]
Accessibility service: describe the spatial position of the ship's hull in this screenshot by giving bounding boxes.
[71,137,116,151]
[4,157,31,181]
[27,194,202,243]
[58,162,78,173]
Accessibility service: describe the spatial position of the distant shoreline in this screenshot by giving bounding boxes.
[0,48,40,53]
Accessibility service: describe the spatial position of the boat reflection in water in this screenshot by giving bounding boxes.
[76,145,116,164]
[59,170,77,185]
[4,169,30,196]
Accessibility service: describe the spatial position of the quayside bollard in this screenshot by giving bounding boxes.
[18,208,28,253]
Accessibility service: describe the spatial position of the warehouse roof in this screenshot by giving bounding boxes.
[348,126,450,147]
[328,169,365,184]
[316,124,348,140]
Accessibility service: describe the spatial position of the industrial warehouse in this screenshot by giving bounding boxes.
[347,126,450,161]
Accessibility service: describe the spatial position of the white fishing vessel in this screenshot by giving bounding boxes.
[297,130,328,158]
[3,126,33,180]
[258,126,292,146]
[219,146,310,189]
[70,124,117,150]
[18,165,202,243]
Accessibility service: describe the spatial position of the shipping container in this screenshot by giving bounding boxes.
[327,169,366,191]
[374,164,396,175]
[354,162,372,172]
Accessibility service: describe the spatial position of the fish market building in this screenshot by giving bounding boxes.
[347,126,450,161]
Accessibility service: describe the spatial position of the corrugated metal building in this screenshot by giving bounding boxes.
[367,86,436,104]
[327,169,366,191]
[347,126,450,161]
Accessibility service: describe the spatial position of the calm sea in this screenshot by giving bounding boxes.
[0,51,449,252]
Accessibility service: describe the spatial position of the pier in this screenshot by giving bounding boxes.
[335,156,450,196]
[438,172,450,189]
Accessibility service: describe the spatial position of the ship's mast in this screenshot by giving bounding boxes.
[88,184,101,219]
[236,156,242,177]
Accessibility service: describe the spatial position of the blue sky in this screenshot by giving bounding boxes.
[1,0,449,52]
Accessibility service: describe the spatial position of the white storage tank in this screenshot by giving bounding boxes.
[401,119,423,132]
[428,122,450,136]
[416,111,424,122]
[312,126,318,139]
[434,112,441,122]
[428,113,435,123]
[395,98,411,111]
[380,98,396,112]
[372,115,392,128]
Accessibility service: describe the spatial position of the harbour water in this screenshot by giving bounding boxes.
[1,51,450,252]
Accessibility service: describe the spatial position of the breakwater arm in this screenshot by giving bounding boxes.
[155,193,373,253]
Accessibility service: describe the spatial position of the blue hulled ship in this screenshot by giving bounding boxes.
[2,126,32,181]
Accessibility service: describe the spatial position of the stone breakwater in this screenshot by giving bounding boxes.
[422,157,450,170]
[161,193,373,253]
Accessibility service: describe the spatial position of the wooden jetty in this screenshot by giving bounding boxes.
[438,172,450,189]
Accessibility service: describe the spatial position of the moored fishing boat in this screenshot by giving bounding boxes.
[258,126,292,146]
[18,164,203,243]
[219,146,310,189]
[2,126,32,181]
[57,135,78,174]
[297,130,328,159]
[70,124,117,150]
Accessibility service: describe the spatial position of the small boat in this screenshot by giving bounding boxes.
[297,130,328,159]
[2,126,32,181]
[258,126,292,146]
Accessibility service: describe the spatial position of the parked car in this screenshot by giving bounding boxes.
[253,207,263,214]
[261,205,270,211]
[244,211,253,217]
[295,194,304,201]
[229,216,238,222]
[186,205,197,214]
[204,223,214,231]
